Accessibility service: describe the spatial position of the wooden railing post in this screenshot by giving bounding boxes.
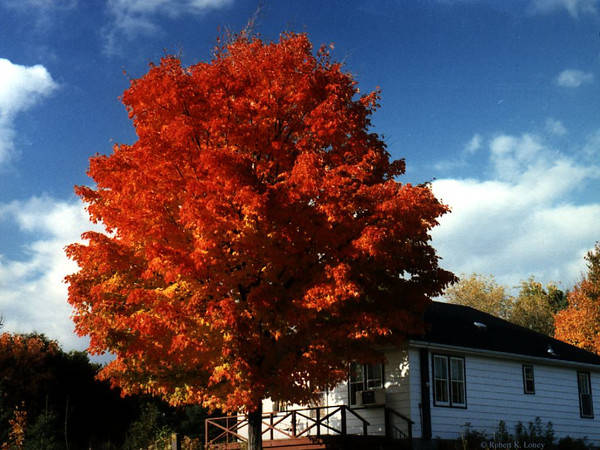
[204,419,208,449]
[270,413,274,440]
[316,407,321,436]
[341,407,347,436]
[292,410,297,437]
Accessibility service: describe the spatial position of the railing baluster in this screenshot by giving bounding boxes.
[341,407,347,436]
[270,412,274,441]
[292,410,297,437]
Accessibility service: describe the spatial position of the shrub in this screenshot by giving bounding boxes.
[451,418,594,450]
[494,420,510,442]
[555,436,592,450]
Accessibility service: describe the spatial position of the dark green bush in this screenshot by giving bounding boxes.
[451,418,593,450]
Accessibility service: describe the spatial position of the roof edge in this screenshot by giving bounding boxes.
[409,339,600,371]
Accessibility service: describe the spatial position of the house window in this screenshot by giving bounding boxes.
[432,354,466,408]
[349,362,384,405]
[523,365,535,394]
[578,372,594,418]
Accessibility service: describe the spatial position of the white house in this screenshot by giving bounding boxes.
[208,302,600,448]
[309,301,600,444]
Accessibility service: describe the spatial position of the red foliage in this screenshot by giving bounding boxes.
[66,33,455,412]
[554,244,600,353]
[1,402,27,449]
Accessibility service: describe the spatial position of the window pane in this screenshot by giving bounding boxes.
[435,379,448,403]
[451,381,465,404]
[434,356,447,378]
[450,358,465,405]
[366,363,382,380]
[581,394,593,417]
[433,356,449,404]
[450,358,464,382]
[366,363,383,388]
[525,379,535,393]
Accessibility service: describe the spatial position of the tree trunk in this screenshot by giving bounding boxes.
[247,402,263,450]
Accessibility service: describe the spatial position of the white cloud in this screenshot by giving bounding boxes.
[583,129,600,158]
[545,118,567,136]
[434,134,483,171]
[530,0,598,17]
[432,132,600,290]
[0,58,57,165]
[103,0,233,54]
[0,196,103,352]
[465,133,482,155]
[555,69,594,88]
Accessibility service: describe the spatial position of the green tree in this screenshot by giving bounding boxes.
[510,278,561,336]
[25,407,60,450]
[445,273,512,320]
[585,242,600,285]
[446,274,565,337]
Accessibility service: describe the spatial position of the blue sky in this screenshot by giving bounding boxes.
[0,0,599,352]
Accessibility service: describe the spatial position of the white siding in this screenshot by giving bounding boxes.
[408,347,423,438]
[384,347,411,418]
[409,347,600,444]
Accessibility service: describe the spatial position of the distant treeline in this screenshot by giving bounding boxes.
[0,332,207,449]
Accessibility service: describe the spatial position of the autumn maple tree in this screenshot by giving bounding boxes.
[555,243,600,353]
[66,32,454,448]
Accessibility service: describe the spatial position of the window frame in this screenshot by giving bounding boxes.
[432,354,467,409]
[578,371,594,419]
[348,362,385,405]
[522,364,535,395]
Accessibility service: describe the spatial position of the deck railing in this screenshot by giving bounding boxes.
[385,407,414,440]
[205,404,413,448]
[205,405,368,447]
